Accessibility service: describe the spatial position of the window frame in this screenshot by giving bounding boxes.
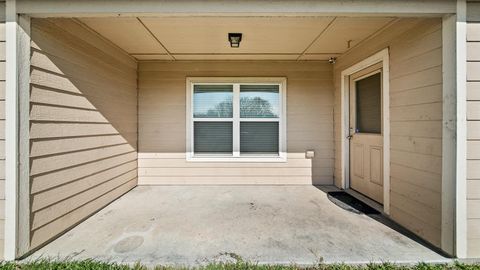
[186,77,287,162]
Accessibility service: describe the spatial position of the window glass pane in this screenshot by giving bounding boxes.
[240,85,279,118]
[194,122,233,154]
[240,122,279,154]
[356,72,381,133]
[194,85,233,118]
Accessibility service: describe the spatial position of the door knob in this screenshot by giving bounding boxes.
[347,135,353,140]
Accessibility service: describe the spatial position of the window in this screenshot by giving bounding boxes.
[187,78,286,161]
[355,72,382,134]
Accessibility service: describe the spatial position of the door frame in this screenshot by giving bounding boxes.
[340,48,390,215]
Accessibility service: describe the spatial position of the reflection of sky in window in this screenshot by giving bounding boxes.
[194,91,233,117]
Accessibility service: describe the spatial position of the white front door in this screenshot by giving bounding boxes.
[349,63,383,204]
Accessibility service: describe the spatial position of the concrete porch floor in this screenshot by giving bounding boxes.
[28,186,449,266]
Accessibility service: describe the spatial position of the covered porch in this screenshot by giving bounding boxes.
[5,0,465,262]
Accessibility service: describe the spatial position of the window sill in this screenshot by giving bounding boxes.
[186,155,287,163]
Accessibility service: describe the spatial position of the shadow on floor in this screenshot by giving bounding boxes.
[315,186,453,259]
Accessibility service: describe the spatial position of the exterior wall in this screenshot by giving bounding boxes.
[467,0,480,258]
[29,18,138,250]
[333,18,443,247]
[138,61,334,185]
[0,0,4,260]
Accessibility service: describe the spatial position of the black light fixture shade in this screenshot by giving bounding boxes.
[228,33,242,48]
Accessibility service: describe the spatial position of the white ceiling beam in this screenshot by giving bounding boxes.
[296,17,336,60]
[338,18,400,59]
[136,17,175,60]
[73,18,138,62]
[17,0,455,17]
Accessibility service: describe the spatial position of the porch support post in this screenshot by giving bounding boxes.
[4,0,31,259]
[441,0,468,258]
[455,0,468,258]
[17,14,31,259]
[4,0,19,260]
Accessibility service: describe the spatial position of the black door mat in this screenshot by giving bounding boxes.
[327,191,380,215]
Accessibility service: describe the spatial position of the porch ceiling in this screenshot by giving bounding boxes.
[78,16,396,61]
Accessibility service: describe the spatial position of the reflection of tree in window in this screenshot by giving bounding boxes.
[199,97,276,118]
[240,97,276,118]
[198,99,232,117]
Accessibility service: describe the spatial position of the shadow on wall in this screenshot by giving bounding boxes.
[27,18,138,250]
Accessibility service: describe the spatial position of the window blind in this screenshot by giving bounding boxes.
[194,122,233,154]
[240,122,279,154]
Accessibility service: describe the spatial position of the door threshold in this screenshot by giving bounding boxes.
[345,189,384,214]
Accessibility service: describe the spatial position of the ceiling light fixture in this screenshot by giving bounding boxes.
[228,33,242,48]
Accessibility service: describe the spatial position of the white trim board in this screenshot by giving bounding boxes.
[4,1,31,258]
[442,13,459,256]
[15,0,456,17]
[340,48,390,215]
[17,14,31,259]
[435,0,468,258]
[452,0,467,258]
[4,0,19,260]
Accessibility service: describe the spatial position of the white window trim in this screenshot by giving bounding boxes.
[186,77,287,162]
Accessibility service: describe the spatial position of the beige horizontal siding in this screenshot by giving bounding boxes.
[0,0,4,259]
[467,0,480,258]
[29,18,137,250]
[333,18,443,247]
[138,61,334,185]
